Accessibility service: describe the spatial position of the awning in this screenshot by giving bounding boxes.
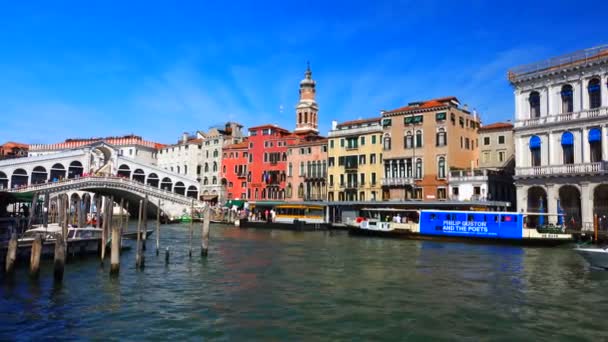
[561,131,574,146]
[529,135,541,149]
[0,191,41,204]
[589,128,602,143]
[224,199,246,209]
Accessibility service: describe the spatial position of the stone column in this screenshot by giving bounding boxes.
[514,90,521,120]
[547,184,558,225]
[547,85,554,117]
[582,128,590,163]
[581,182,593,231]
[516,185,527,213]
[581,78,588,111]
[602,125,608,161]
[601,74,608,108]
[548,131,554,165]
[540,87,549,117]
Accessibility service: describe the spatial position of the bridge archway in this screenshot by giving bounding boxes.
[133,169,146,183]
[187,186,198,199]
[11,169,28,188]
[0,171,8,189]
[117,164,131,178]
[174,182,186,195]
[68,161,84,179]
[160,177,173,191]
[50,163,66,181]
[31,166,48,184]
[147,173,159,187]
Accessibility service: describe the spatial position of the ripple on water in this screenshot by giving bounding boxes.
[2,225,608,340]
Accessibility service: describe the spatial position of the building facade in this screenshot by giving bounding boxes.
[327,118,383,201]
[0,142,28,160]
[221,140,249,200]
[157,122,244,202]
[381,97,480,201]
[286,137,327,201]
[508,45,608,229]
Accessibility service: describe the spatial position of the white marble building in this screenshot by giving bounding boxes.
[509,45,608,230]
[156,122,244,202]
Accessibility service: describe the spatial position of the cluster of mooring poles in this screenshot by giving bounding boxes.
[3,193,211,283]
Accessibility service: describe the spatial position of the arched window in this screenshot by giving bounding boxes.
[415,130,423,147]
[588,78,601,109]
[223,165,226,173]
[204,163,209,172]
[203,177,209,185]
[212,177,217,185]
[177,166,180,174]
[286,183,292,197]
[213,149,218,158]
[212,162,217,172]
[561,84,573,113]
[197,164,202,175]
[438,157,446,179]
[288,162,293,177]
[405,132,413,149]
[529,135,541,167]
[298,183,304,198]
[415,158,423,179]
[304,112,308,123]
[298,112,302,124]
[255,188,259,199]
[529,91,540,118]
[436,128,446,147]
[589,127,602,162]
[561,131,574,164]
[383,135,391,150]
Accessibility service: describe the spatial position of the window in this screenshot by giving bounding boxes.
[465,138,470,149]
[529,91,541,118]
[498,135,505,144]
[415,130,422,148]
[437,157,446,179]
[197,165,202,175]
[371,172,377,185]
[530,135,541,167]
[483,137,490,145]
[359,155,366,165]
[452,187,459,196]
[340,139,345,147]
[370,154,376,164]
[360,173,365,185]
[330,140,334,149]
[212,162,218,172]
[498,151,505,163]
[372,135,377,144]
[561,84,573,113]
[405,132,413,149]
[590,127,602,162]
[589,78,601,109]
[360,136,365,145]
[436,128,446,147]
[382,118,392,127]
[328,157,335,167]
[561,131,574,164]
[482,151,490,163]
[383,136,391,150]
[437,188,447,200]
[338,157,344,166]
[288,162,293,177]
[436,112,447,121]
[415,158,422,179]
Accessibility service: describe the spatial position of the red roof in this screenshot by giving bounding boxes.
[1,142,28,148]
[479,122,513,131]
[384,96,459,114]
[224,141,249,150]
[336,117,381,128]
[248,124,290,134]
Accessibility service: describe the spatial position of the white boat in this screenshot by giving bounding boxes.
[574,246,608,269]
[16,224,104,258]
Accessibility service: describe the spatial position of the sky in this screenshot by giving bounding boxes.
[1,1,607,145]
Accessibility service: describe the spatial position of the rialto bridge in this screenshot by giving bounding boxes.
[0,142,205,219]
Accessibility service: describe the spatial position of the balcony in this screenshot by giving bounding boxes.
[344,145,359,151]
[449,169,488,183]
[236,173,247,178]
[328,124,382,137]
[381,177,415,186]
[515,107,608,128]
[515,162,608,178]
[345,182,358,189]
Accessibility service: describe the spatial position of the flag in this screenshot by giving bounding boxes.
[538,196,545,226]
[557,199,563,225]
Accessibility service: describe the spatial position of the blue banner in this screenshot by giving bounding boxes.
[419,211,523,239]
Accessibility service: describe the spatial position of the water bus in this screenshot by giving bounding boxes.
[347,208,573,246]
[239,203,329,231]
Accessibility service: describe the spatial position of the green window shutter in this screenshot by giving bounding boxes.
[436,112,446,121]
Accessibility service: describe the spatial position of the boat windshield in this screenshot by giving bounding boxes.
[360,209,419,223]
[75,230,101,239]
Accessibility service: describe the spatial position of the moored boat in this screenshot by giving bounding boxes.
[239,203,329,231]
[348,209,573,246]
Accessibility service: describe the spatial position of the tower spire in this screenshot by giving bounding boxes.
[295,62,319,135]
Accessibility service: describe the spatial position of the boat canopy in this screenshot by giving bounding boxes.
[224,199,246,209]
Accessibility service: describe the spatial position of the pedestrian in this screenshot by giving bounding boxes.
[265,209,269,222]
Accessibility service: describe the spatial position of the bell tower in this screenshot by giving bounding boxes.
[294,62,319,134]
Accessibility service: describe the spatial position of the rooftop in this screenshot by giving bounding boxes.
[224,140,249,150]
[508,44,608,82]
[335,117,381,129]
[383,97,461,115]
[478,122,513,132]
[248,124,291,134]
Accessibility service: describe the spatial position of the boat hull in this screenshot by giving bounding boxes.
[239,219,329,231]
[575,248,608,269]
[347,227,573,247]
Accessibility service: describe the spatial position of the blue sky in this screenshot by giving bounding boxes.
[1,1,607,144]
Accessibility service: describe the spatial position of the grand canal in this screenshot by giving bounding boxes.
[1,224,607,340]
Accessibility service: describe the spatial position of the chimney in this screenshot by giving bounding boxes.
[331,120,338,130]
[463,104,469,111]
[182,132,188,144]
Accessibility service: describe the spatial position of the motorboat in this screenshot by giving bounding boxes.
[574,246,608,269]
[16,224,104,258]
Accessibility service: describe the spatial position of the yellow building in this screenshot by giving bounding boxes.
[327,117,383,201]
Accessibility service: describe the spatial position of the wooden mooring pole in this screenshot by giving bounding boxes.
[594,214,599,243]
[43,193,50,228]
[5,233,18,274]
[54,233,66,283]
[156,199,161,256]
[100,197,108,264]
[30,235,43,278]
[136,199,144,270]
[142,196,148,251]
[201,205,210,257]
[189,199,194,258]
[110,224,120,276]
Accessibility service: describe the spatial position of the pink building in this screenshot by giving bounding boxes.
[285,135,327,201]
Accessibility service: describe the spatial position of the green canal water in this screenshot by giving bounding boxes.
[2,224,608,340]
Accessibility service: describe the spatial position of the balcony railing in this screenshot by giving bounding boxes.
[328,124,382,137]
[344,146,358,151]
[515,162,608,177]
[515,107,608,128]
[381,177,415,186]
[345,182,358,189]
